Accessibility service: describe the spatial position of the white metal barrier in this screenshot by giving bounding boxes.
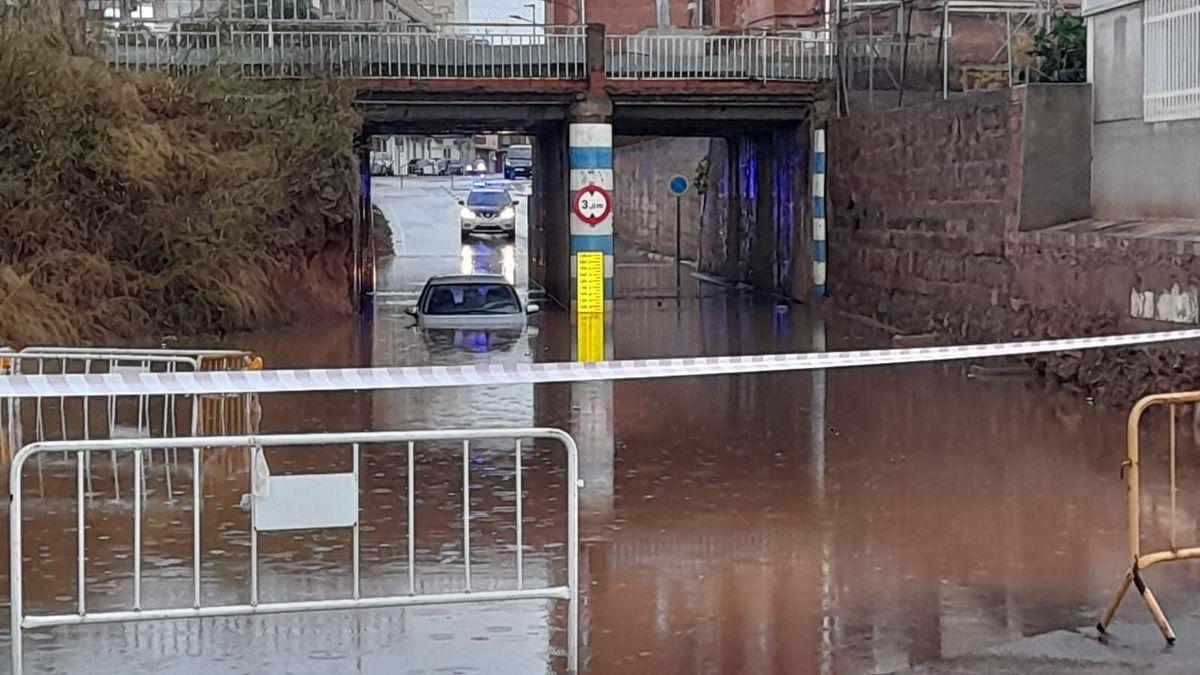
[605,31,836,82]
[9,428,580,674]
[102,23,589,79]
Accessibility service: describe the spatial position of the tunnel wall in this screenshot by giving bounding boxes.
[533,125,571,306]
[612,130,809,299]
[827,85,1200,403]
[612,137,709,263]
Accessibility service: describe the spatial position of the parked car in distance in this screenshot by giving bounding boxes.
[405,275,538,330]
[370,151,393,176]
[445,159,465,175]
[504,144,533,180]
[407,158,436,176]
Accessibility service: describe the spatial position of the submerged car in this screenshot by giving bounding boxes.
[406,275,538,330]
[459,186,518,243]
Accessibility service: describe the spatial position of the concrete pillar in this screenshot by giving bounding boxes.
[569,24,614,313]
[812,128,827,297]
[531,124,569,305]
[353,140,374,313]
[569,121,614,310]
[751,133,776,292]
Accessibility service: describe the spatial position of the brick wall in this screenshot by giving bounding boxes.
[828,87,1200,403]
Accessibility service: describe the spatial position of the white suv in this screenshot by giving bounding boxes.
[459,188,517,243]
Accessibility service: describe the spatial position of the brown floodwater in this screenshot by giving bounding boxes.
[9,285,1200,674]
[7,182,1200,673]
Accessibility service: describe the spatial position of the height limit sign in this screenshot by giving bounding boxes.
[572,184,612,226]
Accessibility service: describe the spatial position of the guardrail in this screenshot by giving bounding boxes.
[102,22,588,79]
[605,32,836,82]
[1099,390,1200,643]
[9,428,580,674]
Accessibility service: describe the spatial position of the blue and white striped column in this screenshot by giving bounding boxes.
[569,123,614,309]
[812,128,827,298]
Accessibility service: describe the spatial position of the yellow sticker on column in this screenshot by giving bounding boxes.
[576,251,605,315]
[577,311,604,363]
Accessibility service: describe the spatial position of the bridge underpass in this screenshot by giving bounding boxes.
[357,87,822,312]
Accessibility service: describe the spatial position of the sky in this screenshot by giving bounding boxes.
[467,0,546,23]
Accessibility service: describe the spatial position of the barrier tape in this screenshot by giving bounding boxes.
[1,329,1199,398]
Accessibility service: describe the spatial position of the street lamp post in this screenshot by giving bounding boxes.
[508,3,537,25]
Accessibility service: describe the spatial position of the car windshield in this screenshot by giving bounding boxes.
[508,146,532,160]
[423,283,521,315]
[467,191,511,208]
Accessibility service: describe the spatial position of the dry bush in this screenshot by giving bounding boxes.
[0,4,362,345]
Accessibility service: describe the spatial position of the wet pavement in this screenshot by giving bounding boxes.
[6,175,1200,673]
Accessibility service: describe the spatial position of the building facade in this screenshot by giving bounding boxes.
[547,0,824,33]
[1086,0,1200,220]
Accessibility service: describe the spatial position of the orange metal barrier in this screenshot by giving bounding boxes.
[196,354,263,437]
[1099,390,1200,643]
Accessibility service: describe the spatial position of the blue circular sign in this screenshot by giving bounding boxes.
[668,175,689,196]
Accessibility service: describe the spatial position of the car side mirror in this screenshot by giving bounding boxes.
[512,200,520,206]
[457,200,465,206]
[404,306,418,317]
[526,303,540,315]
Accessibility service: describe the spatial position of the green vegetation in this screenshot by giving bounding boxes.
[1030,13,1086,83]
[0,4,361,345]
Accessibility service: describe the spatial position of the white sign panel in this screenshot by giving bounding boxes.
[254,473,359,531]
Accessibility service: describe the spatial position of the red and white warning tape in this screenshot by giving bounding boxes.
[2,329,1199,398]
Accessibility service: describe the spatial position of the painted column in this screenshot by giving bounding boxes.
[569,122,614,312]
[812,128,827,298]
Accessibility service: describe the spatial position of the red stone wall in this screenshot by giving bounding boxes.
[827,89,1200,403]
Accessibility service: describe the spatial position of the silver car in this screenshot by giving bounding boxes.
[406,275,538,330]
[459,188,518,243]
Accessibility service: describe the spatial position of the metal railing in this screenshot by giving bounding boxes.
[0,348,260,468]
[605,32,836,82]
[9,428,580,674]
[1144,0,1200,123]
[1099,390,1200,643]
[93,0,434,23]
[102,22,588,79]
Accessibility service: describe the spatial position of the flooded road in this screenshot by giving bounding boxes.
[7,175,1200,674]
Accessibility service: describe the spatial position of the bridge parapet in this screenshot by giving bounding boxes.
[97,18,835,83]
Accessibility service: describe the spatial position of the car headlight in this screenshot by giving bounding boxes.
[500,206,515,219]
[460,207,475,219]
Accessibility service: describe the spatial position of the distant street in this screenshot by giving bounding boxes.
[373,174,531,303]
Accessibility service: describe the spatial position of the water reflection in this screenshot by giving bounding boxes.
[461,243,517,286]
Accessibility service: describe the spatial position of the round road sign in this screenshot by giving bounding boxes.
[668,175,689,196]
[572,184,612,226]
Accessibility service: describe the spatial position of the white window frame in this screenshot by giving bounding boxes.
[1144,0,1200,122]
